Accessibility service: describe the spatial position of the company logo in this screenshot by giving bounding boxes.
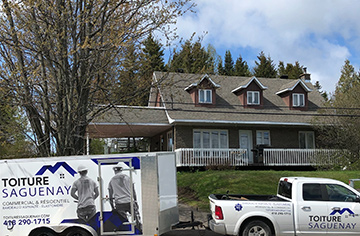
[235,203,243,212]
[35,162,77,176]
[330,208,355,215]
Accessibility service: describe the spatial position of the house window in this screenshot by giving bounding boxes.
[293,93,305,107]
[247,91,260,105]
[256,130,270,146]
[199,89,212,103]
[193,130,228,149]
[299,131,315,149]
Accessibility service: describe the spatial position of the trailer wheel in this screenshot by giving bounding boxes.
[29,228,57,236]
[242,220,271,236]
[64,228,91,236]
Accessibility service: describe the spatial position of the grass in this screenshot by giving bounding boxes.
[177,169,360,210]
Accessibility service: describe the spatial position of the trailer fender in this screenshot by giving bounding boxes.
[29,223,97,236]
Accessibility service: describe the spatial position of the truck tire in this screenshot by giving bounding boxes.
[29,228,57,236]
[64,228,92,236]
[242,220,271,236]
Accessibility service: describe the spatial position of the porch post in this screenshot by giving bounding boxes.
[86,132,90,155]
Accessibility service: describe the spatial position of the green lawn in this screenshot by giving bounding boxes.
[177,170,360,210]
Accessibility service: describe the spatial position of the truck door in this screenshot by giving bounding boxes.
[325,183,360,235]
[97,158,138,235]
[295,183,328,235]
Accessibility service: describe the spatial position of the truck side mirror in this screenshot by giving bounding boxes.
[355,196,360,203]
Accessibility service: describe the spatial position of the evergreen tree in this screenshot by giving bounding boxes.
[335,59,360,94]
[142,34,165,73]
[277,61,304,79]
[168,38,215,74]
[139,34,166,105]
[217,59,224,75]
[234,54,251,76]
[253,51,277,78]
[224,50,234,76]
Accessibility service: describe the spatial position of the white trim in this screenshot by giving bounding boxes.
[184,74,220,91]
[231,76,268,93]
[247,91,260,105]
[276,79,312,95]
[169,119,312,126]
[256,130,271,146]
[89,122,170,126]
[199,89,212,103]
[293,93,305,107]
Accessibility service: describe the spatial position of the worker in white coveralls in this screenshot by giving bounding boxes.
[108,163,142,231]
[71,165,99,222]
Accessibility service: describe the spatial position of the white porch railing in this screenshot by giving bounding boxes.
[263,149,338,166]
[175,148,248,167]
[175,148,339,167]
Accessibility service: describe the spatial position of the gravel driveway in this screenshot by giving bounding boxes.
[161,203,223,236]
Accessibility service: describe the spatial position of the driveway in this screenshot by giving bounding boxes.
[161,203,223,236]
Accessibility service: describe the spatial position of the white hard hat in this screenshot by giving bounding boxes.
[113,163,123,171]
[78,165,88,172]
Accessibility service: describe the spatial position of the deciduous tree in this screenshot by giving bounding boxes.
[0,0,193,156]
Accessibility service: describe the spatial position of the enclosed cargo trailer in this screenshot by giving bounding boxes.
[0,152,178,236]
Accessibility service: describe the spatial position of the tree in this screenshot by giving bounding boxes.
[0,85,34,158]
[335,59,360,94]
[253,51,277,78]
[223,50,234,76]
[234,54,251,76]
[168,37,215,74]
[314,60,360,169]
[0,0,193,156]
[277,61,304,79]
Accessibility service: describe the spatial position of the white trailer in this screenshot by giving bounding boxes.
[0,152,178,236]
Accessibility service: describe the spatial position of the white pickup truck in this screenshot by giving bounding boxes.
[209,177,360,236]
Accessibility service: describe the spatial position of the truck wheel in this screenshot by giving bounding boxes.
[242,220,271,236]
[29,228,57,236]
[64,228,91,236]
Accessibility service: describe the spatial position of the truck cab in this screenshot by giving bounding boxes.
[209,177,360,236]
[281,177,360,235]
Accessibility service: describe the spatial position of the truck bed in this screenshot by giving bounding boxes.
[210,193,288,201]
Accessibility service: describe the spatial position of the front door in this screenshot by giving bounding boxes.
[239,130,253,164]
[98,158,137,235]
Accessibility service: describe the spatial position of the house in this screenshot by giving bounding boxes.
[87,71,334,167]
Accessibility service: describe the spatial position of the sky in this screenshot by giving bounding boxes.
[163,0,360,94]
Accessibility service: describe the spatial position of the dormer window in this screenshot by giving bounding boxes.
[199,89,212,103]
[293,93,305,107]
[247,91,260,105]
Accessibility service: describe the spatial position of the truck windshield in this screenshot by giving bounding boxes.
[278,181,292,199]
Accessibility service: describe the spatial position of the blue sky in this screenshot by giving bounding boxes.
[162,0,360,94]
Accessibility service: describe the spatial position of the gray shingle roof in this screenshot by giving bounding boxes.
[151,71,325,126]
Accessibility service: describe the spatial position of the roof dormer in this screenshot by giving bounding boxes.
[185,74,220,107]
[276,79,312,110]
[231,76,267,108]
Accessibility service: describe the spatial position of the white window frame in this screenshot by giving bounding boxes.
[256,130,271,146]
[193,129,228,149]
[293,93,305,107]
[299,131,315,149]
[199,89,212,104]
[247,91,260,105]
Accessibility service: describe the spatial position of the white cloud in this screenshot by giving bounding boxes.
[170,0,360,93]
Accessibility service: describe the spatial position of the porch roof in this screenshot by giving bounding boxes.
[87,106,171,138]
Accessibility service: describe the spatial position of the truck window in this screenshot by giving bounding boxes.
[303,184,323,201]
[326,184,358,202]
[278,181,292,199]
